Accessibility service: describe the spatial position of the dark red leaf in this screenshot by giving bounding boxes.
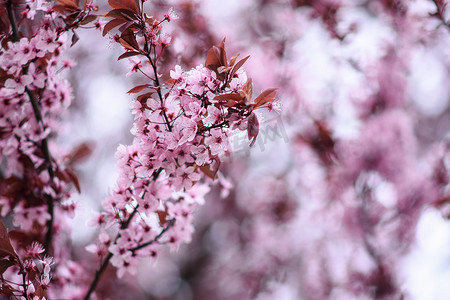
[51,4,67,13]
[71,31,79,47]
[0,258,17,275]
[230,55,249,78]
[219,47,227,68]
[199,162,220,180]
[67,142,93,165]
[165,78,176,85]
[120,28,140,50]
[240,78,252,102]
[205,46,221,70]
[108,0,138,13]
[127,84,151,94]
[35,285,47,300]
[229,53,239,67]
[137,92,154,105]
[218,38,226,66]
[102,18,127,36]
[55,0,79,10]
[247,113,259,147]
[0,220,18,262]
[118,37,136,51]
[80,14,96,25]
[65,168,81,193]
[104,9,136,20]
[55,169,70,183]
[118,51,140,60]
[253,88,278,108]
[214,93,244,102]
[156,210,168,226]
[134,0,140,13]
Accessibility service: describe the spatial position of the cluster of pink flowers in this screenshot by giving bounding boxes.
[89,46,269,278]
[3,241,53,299]
[0,1,99,298]
[0,26,73,199]
[0,14,72,234]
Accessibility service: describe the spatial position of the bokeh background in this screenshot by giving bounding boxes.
[59,0,450,299]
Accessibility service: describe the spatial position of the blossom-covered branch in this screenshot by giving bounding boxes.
[0,0,97,297]
[83,0,278,297]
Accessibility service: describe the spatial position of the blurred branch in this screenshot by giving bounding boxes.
[432,0,450,32]
[6,0,55,257]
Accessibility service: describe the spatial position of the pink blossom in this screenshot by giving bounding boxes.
[35,29,58,53]
[4,74,33,94]
[170,65,183,80]
[206,128,228,155]
[16,38,36,64]
[204,105,223,125]
[174,116,198,145]
[172,165,201,191]
[13,204,50,231]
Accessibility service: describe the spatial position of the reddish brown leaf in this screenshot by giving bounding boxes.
[0,258,17,275]
[253,88,278,108]
[127,84,151,94]
[0,220,18,261]
[118,37,136,51]
[165,78,176,85]
[240,78,252,102]
[71,31,79,47]
[51,4,68,13]
[67,142,93,165]
[247,113,259,147]
[80,14,96,25]
[104,9,136,20]
[205,47,221,70]
[230,55,249,78]
[219,47,227,68]
[102,19,127,36]
[156,210,168,226]
[120,28,140,50]
[218,38,226,66]
[118,51,140,60]
[3,176,23,198]
[214,93,244,102]
[108,0,138,13]
[199,162,220,180]
[55,169,70,183]
[35,285,47,300]
[137,92,154,105]
[56,0,79,10]
[229,53,239,67]
[65,168,81,193]
[134,0,140,13]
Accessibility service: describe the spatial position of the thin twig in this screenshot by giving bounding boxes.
[129,219,175,253]
[142,37,172,132]
[83,206,139,300]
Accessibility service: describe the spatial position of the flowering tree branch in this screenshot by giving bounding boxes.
[80,1,278,299]
[6,0,56,257]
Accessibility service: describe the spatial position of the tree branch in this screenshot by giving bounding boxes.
[83,206,139,300]
[129,219,175,253]
[6,0,56,257]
